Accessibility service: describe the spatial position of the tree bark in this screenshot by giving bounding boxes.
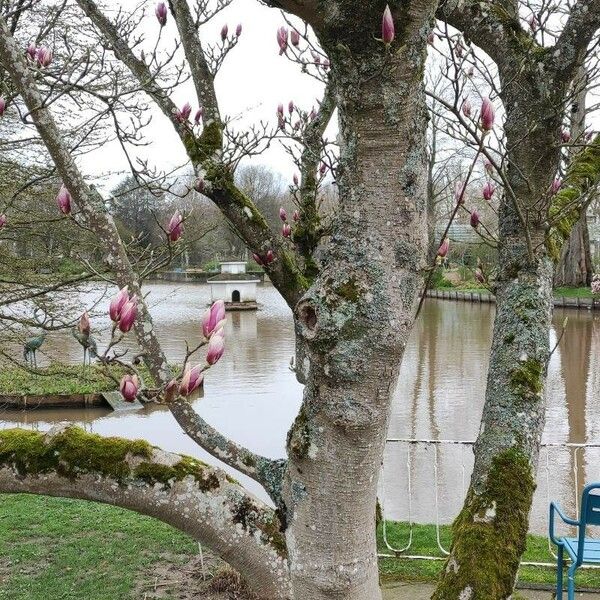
[554,211,593,287]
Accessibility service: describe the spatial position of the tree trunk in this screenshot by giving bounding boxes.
[283,10,434,598]
[554,210,593,287]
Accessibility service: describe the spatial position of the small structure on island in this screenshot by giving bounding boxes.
[207,261,259,310]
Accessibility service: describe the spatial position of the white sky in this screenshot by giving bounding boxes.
[80,0,327,191]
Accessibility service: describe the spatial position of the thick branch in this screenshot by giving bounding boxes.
[169,398,286,506]
[0,14,170,383]
[0,425,290,599]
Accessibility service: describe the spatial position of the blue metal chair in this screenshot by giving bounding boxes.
[550,482,600,599]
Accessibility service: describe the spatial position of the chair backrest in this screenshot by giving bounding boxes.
[581,483,600,527]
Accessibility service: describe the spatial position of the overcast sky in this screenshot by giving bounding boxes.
[80,0,328,191]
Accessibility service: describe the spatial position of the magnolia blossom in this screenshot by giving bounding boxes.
[293,210,300,222]
[26,43,37,60]
[252,253,264,266]
[235,23,242,37]
[282,223,292,238]
[528,14,538,31]
[437,237,450,258]
[109,286,129,322]
[206,334,225,365]
[290,29,300,46]
[78,311,91,336]
[319,162,327,175]
[279,207,287,222]
[56,185,71,215]
[220,24,228,40]
[0,97,6,116]
[265,249,274,263]
[155,2,167,26]
[454,180,466,204]
[461,99,472,118]
[0,214,6,229]
[561,129,571,143]
[194,107,203,124]
[276,26,288,54]
[118,298,138,333]
[551,177,562,194]
[288,100,294,114]
[427,32,435,46]
[167,210,184,242]
[480,97,495,131]
[120,374,139,402]
[381,5,395,44]
[175,102,192,123]
[36,47,52,67]
[179,364,203,396]
[470,209,480,228]
[293,173,299,186]
[201,300,226,339]
[483,181,495,200]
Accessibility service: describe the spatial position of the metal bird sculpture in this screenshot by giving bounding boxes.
[23,332,47,368]
[72,312,97,368]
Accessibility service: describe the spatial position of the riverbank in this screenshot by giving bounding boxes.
[0,494,594,598]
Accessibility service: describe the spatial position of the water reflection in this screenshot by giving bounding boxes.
[1,283,600,532]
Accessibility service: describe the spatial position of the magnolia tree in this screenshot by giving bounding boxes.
[0,0,438,598]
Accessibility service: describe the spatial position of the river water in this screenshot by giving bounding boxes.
[1,281,599,536]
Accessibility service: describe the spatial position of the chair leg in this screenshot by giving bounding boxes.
[556,545,564,600]
[567,562,577,600]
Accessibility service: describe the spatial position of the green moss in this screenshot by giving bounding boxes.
[134,456,219,492]
[337,278,361,302]
[287,402,312,460]
[432,448,535,599]
[185,121,223,165]
[510,358,543,398]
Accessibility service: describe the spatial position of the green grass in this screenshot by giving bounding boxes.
[553,286,595,298]
[432,282,597,300]
[0,364,158,396]
[0,496,595,597]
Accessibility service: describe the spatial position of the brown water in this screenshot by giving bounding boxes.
[2,281,599,535]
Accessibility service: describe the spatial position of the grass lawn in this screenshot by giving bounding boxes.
[0,494,594,598]
[0,364,160,396]
[432,283,597,299]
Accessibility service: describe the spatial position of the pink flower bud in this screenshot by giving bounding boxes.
[0,214,6,229]
[455,42,464,58]
[276,26,288,54]
[118,297,138,333]
[206,334,225,365]
[109,286,129,322]
[427,32,435,45]
[194,178,205,193]
[437,237,449,258]
[277,103,284,118]
[265,249,274,263]
[381,5,395,45]
[155,2,167,26]
[482,181,495,200]
[175,102,192,123]
[179,364,203,396]
[236,23,242,37]
[279,207,287,221]
[551,177,562,194]
[36,47,53,67]
[120,374,139,402]
[26,43,37,60]
[467,66,474,78]
[311,50,321,65]
[319,162,327,175]
[483,159,494,174]
[290,29,300,46]
[252,253,264,266]
[202,300,226,339]
[221,24,228,40]
[282,223,291,237]
[288,100,294,114]
[461,99,472,118]
[470,209,480,228]
[309,108,317,121]
[323,58,330,69]
[0,97,5,117]
[454,180,466,204]
[480,97,495,131]
[293,210,300,222]
[293,173,299,186]
[194,107,203,124]
[528,15,538,31]
[78,311,91,335]
[56,185,71,215]
[167,210,184,242]
[561,129,571,143]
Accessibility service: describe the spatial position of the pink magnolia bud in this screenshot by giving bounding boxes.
[194,177,205,193]
[265,249,274,263]
[109,286,129,322]
[179,364,203,396]
[175,102,192,123]
[309,107,317,121]
[311,51,321,65]
[0,214,6,229]
[455,42,464,58]
[381,5,395,45]
[319,162,327,175]
[561,129,571,143]
[480,97,495,131]
[482,181,495,200]
[155,2,167,26]
[167,210,183,242]
[201,300,226,339]
[236,23,242,37]
[221,23,228,40]
[437,237,449,258]
[461,99,472,118]
[279,207,287,221]
[323,58,330,69]
[528,14,538,31]
[293,209,300,222]
[470,209,480,228]
[194,107,203,124]
[427,32,435,46]
[26,43,37,60]
[483,159,493,174]
[288,100,294,114]
[277,103,284,118]
[36,47,52,67]
[118,297,138,333]
[293,173,299,186]
[56,185,71,215]
[0,97,5,117]
[276,26,288,54]
[454,180,466,204]
[206,334,225,365]
[282,223,291,237]
[551,177,562,194]
[252,253,264,266]
[120,374,139,402]
[290,29,300,46]
[78,311,91,335]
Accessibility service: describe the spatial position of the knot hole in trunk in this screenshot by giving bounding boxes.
[297,301,318,340]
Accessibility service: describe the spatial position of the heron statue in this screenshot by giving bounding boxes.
[23,332,47,368]
[71,312,97,368]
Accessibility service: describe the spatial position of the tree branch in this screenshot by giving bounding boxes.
[0,425,290,599]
